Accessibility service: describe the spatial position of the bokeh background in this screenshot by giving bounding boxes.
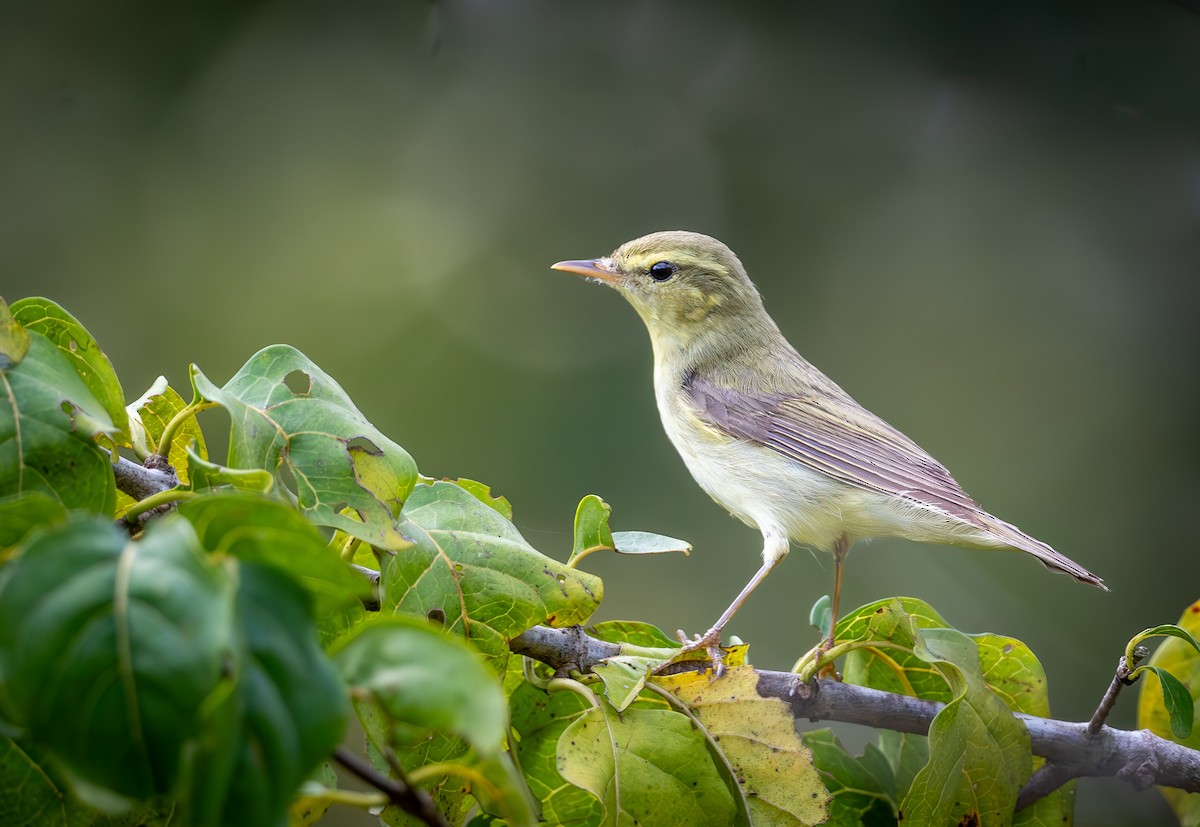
[4,2,1198,824]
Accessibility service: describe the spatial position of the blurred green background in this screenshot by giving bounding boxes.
[5,2,1198,824]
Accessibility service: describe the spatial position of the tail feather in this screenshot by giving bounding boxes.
[979,513,1107,591]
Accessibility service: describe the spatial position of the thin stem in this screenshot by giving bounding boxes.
[333,745,449,827]
[156,401,215,459]
[122,487,195,524]
[1088,647,1148,734]
[566,545,606,569]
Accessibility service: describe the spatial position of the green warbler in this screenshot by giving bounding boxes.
[553,230,1106,668]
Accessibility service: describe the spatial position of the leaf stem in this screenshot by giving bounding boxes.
[546,676,603,710]
[122,487,195,524]
[305,786,387,809]
[566,544,608,569]
[156,400,214,458]
[793,639,915,682]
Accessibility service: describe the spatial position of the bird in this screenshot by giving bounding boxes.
[552,230,1106,670]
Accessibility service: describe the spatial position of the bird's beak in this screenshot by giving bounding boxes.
[551,257,618,284]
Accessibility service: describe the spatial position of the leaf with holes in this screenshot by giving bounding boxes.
[382,482,603,671]
[0,331,116,513]
[11,297,129,443]
[449,477,513,520]
[191,346,416,551]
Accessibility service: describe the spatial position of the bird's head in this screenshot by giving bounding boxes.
[552,231,772,357]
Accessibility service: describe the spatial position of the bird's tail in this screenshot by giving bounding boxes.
[978,513,1107,591]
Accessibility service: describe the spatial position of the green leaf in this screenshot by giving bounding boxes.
[610,530,691,556]
[191,345,417,551]
[205,561,348,827]
[875,730,928,807]
[973,634,1075,826]
[568,495,691,566]
[0,735,177,827]
[0,517,236,800]
[11,297,129,442]
[901,628,1031,827]
[384,481,603,671]
[1131,624,1200,662]
[557,696,736,826]
[589,620,679,649]
[591,657,655,713]
[570,494,613,563]
[185,445,275,493]
[0,332,117,513]
[809,595,832,639]
[1144,667,1194,739]
[177,492,369,616]
[333,615,506,757]
[509,681,599,826]
[0,297,30,369]
[0,491,67,551]
[466,752,539,826]
[656,666,830,826]
[839,597,953,702]
[0,512,348,827]
[448,477,513,520]
[800,729,896,826]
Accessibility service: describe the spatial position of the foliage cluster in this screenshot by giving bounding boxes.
[1,296,1198,827]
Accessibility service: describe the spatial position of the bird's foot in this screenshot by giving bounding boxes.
[676,627,728,678]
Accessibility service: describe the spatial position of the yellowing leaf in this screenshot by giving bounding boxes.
[1138,599,1200,827]
[655,666,830,826]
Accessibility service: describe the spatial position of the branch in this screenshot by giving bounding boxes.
[509,624,1200,804]
[332,746,449,827]
[111,452,178,502]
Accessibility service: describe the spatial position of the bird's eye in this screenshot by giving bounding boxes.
[648,261,676,282]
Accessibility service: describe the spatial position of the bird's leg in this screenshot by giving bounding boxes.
[676,533,788,676]
[817,534,851,678]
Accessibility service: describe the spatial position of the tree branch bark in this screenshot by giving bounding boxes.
[509,624,1200,805]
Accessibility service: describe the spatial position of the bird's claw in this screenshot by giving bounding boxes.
[675,628,728,678]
